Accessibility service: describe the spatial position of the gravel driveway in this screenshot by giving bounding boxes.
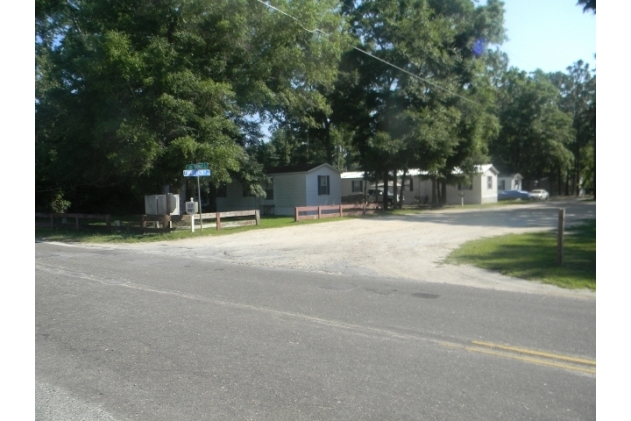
[93,198,595,299]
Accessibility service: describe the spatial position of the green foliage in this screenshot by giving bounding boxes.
[331,0,505,205]
[490,68,574,185]
[36,0,348,211]
[50,191,71,213]
[36,0,595,212]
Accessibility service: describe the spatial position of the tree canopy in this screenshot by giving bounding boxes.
[36,0,348,211]
[35,0,596,212]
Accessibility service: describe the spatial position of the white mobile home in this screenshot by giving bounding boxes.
[340,165,498,206]
[444,164,499,205]
[216,163,342,216]
[497,173,523,191]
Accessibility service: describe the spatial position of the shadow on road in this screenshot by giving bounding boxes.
[382,199,595,230]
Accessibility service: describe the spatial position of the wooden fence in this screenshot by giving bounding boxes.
[294,203,379,222]
[170,210,260,231]
[36,209,260,233]
[35,213,111,230]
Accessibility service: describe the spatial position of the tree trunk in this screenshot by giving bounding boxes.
[557,166,562,196]
[441,180,447,206]
[592,139,596,199]
[399,170,407,209]
[383,171,389,210]
[323,120,333,165]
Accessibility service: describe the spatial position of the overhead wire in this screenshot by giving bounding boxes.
[253,0,480,106]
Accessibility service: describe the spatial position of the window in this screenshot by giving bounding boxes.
[487,176,493,189]
[458,183,473,191]
[216,184,227,198]
[351,180,363,193]
[498,180,505,191]
[264,178,274,200]
[409,178,414,192]
[318,175,330,195]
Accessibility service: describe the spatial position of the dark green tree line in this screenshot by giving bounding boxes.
[36,0,347,212]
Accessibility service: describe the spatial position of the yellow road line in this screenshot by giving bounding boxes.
[471,341,596,366]
[438,341,596,375]
[465,346,596,375]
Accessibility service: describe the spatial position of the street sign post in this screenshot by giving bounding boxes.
[185,199,198,232]
[183,167,211,230]
[185,163,209,170]
[183,169,211,177]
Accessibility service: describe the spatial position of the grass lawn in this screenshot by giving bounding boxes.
[445,219,596,290]
[35,215,350,244]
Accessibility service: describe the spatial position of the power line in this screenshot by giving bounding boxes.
[253,0,480,106]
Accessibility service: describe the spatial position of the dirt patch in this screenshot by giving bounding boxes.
[98,199,596,299]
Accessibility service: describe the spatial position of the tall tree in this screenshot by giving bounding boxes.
[490,68,574,190]
[548,60,596,195]
[334,0,505,206]
[35,0,347,212]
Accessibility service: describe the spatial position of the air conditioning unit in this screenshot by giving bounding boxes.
[144,194,180,215]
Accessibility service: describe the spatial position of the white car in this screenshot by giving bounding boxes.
[528,189,549,200]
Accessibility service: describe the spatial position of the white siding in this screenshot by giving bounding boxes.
[216,180,259,211]
[342,178,361,197]
[306,168,342,207]
[401,176,432,204]
[498,176,522,191]
[272,173,307,210]
[445,170,497,205]
[480,170,498,204]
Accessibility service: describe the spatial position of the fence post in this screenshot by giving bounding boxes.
[363,203,366,216]
[339,204,343,218]
[318,207,322,219]
[141,215,146,234]
[216,212,221,230]
[294,207,299,222]
[557,208,565,266]
[255,210,260,226]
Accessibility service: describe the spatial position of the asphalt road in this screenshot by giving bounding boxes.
[36,238,595,420]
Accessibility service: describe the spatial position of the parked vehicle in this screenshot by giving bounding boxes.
[497,190,530,201]
[528,189,549,200]
[367,189,402,205]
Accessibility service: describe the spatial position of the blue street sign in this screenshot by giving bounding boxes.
[185,163,209,170]
[183,169,211,177]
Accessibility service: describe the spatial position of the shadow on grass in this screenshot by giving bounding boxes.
[447,219,595,290]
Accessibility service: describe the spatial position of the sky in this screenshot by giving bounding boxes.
[497,0,596,74]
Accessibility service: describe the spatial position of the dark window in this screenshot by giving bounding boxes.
[318,175,330,196]
[351,180,363,193]
[458,183,473,191]
[499,180,505,191]
[487,176,493,189]
[409,178,414,192]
